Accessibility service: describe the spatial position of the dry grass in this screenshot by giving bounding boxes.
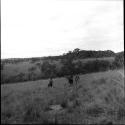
[1,69,125,124]
[2,57,114,82]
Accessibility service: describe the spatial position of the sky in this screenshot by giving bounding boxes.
[1,0,124,59]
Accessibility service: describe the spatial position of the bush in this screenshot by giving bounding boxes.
[83,60,111,73]
[113,52,124,69]
[41,61,57,78]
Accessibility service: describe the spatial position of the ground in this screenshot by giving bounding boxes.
[1,69,125,124]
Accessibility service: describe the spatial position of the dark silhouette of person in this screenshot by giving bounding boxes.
[68,75,73,86]
[48,77,53,87]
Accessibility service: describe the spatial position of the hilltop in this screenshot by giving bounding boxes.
[1,49,116,64]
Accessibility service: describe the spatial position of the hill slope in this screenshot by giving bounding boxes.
[1,50,124,84]
[1,69,125,124]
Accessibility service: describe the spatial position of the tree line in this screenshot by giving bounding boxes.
[1,49,115,65]
[1,51,124,84]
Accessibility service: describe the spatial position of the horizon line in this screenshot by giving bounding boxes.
[1,49,124,60]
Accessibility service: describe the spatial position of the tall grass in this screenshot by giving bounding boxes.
[1,70,125,124]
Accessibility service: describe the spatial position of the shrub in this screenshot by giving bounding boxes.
[17,73,25,81]
[113,52,124,69]
[83,60,110,73]
[41,61,57,78]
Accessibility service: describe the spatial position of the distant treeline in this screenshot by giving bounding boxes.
[1,49,115,64]
[46,51,124,77]
[1,50,124,84]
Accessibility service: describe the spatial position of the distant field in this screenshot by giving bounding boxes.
[1,57,114,82]
[1,69,125,124]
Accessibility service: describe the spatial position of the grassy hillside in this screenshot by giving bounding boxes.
[2,57,114,76]
[1,50,124,84]
[1,69,125,124]
[1,57,115,84]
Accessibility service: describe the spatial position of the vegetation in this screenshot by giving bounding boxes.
[1,49,115,65]
[1,70,125,124]
[1,50,124,84]
[113,51,124,69]
[41,61,57,78]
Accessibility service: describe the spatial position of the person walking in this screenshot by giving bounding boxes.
[48,77,53,87]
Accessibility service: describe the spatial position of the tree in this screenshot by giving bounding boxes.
[73,48,80,53]
[74,61,84,74]
[113,52,124,68]
[36,62,41,69]
[61,52,75,75]
[41,61,57,78]
[28,66,37,80]
[18,73,25,81]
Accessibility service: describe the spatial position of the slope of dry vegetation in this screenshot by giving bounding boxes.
[1,70,125,124]
[1,57,115,84]
[1,49,117,84]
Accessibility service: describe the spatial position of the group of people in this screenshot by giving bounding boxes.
[48,74,80,88]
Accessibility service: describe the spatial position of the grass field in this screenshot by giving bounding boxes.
[1,57,114,81]
[1,69,125,124]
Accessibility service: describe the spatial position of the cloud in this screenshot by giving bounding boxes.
[70,1,123,52]
[1,0,123,58]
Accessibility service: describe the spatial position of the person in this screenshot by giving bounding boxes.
[68,75,73,86]
[75,74,80,84]
[48,77,53,87]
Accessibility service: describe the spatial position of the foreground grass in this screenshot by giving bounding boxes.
[1,69,125,124]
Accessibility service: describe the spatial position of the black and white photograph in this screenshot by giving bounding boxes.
[1,0,124,124]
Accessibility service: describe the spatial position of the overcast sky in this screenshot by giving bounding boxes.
[1,0,124,59]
